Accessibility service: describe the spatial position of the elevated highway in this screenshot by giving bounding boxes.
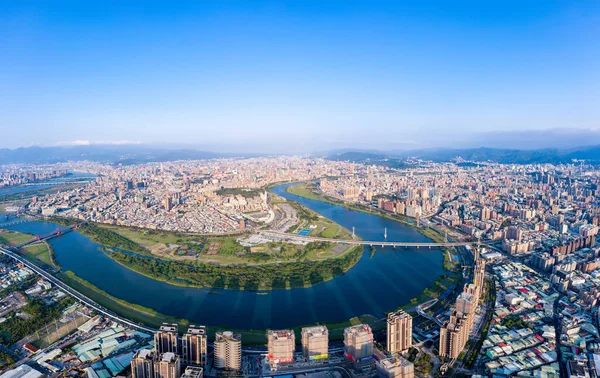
[0,245,156,334]
[259,230,473,248]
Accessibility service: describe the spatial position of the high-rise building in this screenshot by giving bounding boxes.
[164,196,173,211]
[480,207,491,221]
[454,292,475,331]
[344,324,374,361]
[155,324,179,355]
[180,366,203,378]
[154,352,181,378]
[131,349,156,378]
[182,325,207,366]
[301,326,329,361]
[375,356,415,378]
[474,258,487,299]
[386,310,412,354]
[455,292,474,315]
[268,330,296,367]
[505,226,523,241]
[214,331,242,371]
[439,311,470,359]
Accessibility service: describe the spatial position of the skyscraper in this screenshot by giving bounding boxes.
[344,324,374,361]
[214,331,241,371]
[155,323,179,355]
[301,326,329,361]
[386,310,413,354]
[154,352,181,378]
[131,349,156,378]
[474,257,487,300]
[267,330,296,368]
[439,311,469,359]
[182,325,207,366]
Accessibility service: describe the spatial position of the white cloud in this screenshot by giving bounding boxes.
[53,140,141,146]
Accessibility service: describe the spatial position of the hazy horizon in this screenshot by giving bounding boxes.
[2,1,599,151]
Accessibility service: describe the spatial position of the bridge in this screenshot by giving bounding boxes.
[9,221,87,251]
[0,245,156,334]
[0,219,31,228]
[259,230,473,248]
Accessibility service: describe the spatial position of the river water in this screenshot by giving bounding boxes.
[2,183,444,329]
[0,172,96,198]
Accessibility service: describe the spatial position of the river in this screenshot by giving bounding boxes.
[1,183,444,330]
[0,172,96,198]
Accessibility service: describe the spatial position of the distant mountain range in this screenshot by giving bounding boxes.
[3,144,600,165]
[326,145,600,165]
[0,145,245,165]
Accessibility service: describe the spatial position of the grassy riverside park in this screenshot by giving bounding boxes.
[0,183,464,344]
[20,242,58,269]
[0,226,461,345]
[0,229,33,246]
[0,228,58,269]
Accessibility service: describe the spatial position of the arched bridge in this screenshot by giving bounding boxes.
[259,230,473,248]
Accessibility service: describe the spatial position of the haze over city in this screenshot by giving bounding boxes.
[2,1,599,152]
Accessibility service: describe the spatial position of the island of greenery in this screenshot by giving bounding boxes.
[108,245,362,290]
[47,193,363,291]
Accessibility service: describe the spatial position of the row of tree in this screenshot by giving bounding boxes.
[109,246,362,290]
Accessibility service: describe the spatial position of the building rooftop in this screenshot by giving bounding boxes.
[158,323,178,333]
[186,325,206,335]
[269,330,295,340]
[161,352,177,363]
[302,325,328,336]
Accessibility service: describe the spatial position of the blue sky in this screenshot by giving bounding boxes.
[1,1,599,152]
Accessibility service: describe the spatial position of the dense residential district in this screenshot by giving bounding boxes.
[2,156,600,378]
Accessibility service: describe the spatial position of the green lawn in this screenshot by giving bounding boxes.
[399,273,462,311]
[320,224,341,238]
[98,219,354,266]
[0,230,33,246]
[286,184,324,201]
[99,225,192,250]
[20,242,56,268]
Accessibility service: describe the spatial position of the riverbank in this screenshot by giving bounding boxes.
[284,183,464,299]
[286,183,417,226]
[58,270,193,328]
[2,182,452,336]
[58,269,386,344]
[285,183,460,250]
[105,245,363,290]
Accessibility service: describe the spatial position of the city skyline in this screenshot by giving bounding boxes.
[2,1,599,150]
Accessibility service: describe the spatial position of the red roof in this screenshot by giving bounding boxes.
[23,343,39,353]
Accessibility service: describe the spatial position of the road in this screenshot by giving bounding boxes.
[259,230,474,248]
[0,245,156,334]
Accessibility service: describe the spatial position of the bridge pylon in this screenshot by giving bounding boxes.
[352,227,355,239]
[384,227,387,240]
